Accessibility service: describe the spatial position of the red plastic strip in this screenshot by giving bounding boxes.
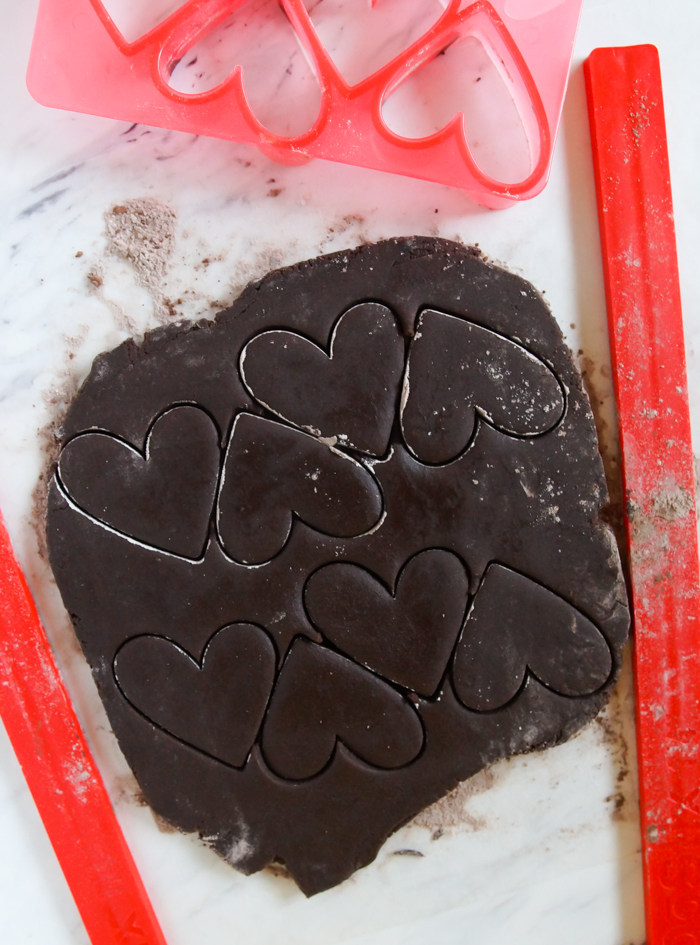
[0,511,168,945]
[585,45,700,945]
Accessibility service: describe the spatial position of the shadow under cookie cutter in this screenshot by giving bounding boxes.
[26,0,583,208]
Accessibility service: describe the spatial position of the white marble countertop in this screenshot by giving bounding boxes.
[1,1,699,943]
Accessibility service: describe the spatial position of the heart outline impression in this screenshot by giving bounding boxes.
[114,623,277,767]
[240,302,405,457]
[400,309,566,465]
[304,549,470,697]
[57,404,221,559]
[216,412,383,565]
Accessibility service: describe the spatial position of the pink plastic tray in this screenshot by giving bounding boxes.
[27,0,582,207]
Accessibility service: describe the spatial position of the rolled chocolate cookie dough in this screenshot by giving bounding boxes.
[47,238,629,896]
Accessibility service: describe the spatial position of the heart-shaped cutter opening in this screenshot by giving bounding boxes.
[302,0,448,88]
[374,0,550,193]
[166,0,324,138]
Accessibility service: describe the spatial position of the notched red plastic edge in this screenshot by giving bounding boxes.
[585,44,700,945]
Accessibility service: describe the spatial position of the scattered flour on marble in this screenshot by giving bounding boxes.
[320,213,369,251]
[411,768,496,837]
[591,653,638,824]
[166,243,293,321]
[227,245,288,302]
[105,198,177,291]
[85,258,139,335]
[103,197,178,322]
[30,368,84,562]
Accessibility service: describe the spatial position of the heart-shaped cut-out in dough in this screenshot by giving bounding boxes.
[114,623,276,767]
[452,564,612,711]
[217,413,382,565]
[305,549,469,696]
[401,309,565,464]
[261,638,424,780]
[307,0,445,87]
[240,302,405,457]
[58,405,220,558]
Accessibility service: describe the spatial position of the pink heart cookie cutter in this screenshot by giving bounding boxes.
[27,0,582,207]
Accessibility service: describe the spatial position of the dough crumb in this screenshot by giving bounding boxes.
[411,768,495,834]
[105,197,177,300]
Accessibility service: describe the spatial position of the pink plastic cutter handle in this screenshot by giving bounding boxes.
[27,0,583,207]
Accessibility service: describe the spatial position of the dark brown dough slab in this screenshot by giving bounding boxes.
[46,238,630,897]
[305,549,468,697]
[217,413,382,565]
[261,637,424,780]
